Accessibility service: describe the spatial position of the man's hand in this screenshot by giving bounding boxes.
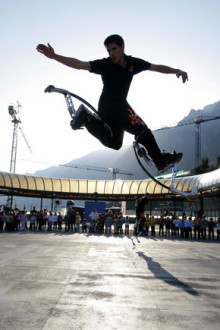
[36,43,55,59]
[150,64,189,83]
[176,70,188,83]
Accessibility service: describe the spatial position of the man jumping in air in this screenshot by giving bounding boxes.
[37,34,188,171]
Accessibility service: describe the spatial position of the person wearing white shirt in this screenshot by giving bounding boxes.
[20,211,27,231]
[187,217,193,238]
[89,208,99,232]
[53,212,58,231]
[173,217,181,236]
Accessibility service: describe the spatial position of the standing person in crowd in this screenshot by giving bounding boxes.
[150,215,156,236]
[173,216,180,236]
[81,218,88,233]
[165,217,171,237]
[117,212,124,235]
[29,212,36,231]
[208,217,216,240]
[53,212,58,231]
[64,212,70,231]
[89,208,99,232]
[125,216,130,236]
[105,210,113,235]
[99,213,105,233]
[29,207,36,230]
[16,208,21,230]
[16,211,22,231]
[184,216,192,238]
[30,206,38,228]
[4,211,10,231]
[42,209,48,230]
[158,215,164,236]
[47,211,53,231]
[144,213,150,236]
[75,211,81,232]
[31,206,38,215]
[113,212,119,235]
[179,218,185,238]
[200,216,209,239]
[89,218,96,233]
[216,218,220,240]
[0,210,5,231]
[187,217,193,238]
[57,212,63,231]
[171,216,176,236]
[7,210,14,231]
[184,217,189,238]
[68,209,76,232]
[20,210,27,231]
[89,208,99,221]
[95,215,101,233]
[96,213,105,233]
[193,215,201,239]
[14,207,20,231]
[37,210,44,231]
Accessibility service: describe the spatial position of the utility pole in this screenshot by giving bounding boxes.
[8,102,22,173]
[7,103,22,206]
[7,102,32,206]
[194,117,202,167]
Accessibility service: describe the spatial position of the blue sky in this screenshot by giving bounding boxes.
[0,0,220,174]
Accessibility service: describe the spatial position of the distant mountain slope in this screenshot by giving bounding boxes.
[34,145,141,180]
[34,100,220,180]
[154,100,220,170]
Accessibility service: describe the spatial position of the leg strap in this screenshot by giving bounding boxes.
[135,128,161,162]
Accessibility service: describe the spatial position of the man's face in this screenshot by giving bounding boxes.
[106,42,125,65]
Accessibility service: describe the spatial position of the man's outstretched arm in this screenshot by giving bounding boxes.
[36,43,91,71]
[149,64,188,83]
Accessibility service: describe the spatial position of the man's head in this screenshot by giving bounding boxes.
[104,34,125,65]
[104,34,124,47]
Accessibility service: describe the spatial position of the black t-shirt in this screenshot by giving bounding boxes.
[90,55,151,106]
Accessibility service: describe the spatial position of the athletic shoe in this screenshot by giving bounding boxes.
[155,151,183,171]
[70,104,89,130]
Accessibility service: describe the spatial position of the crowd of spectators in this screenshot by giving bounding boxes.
[0,205,220,240]
[135,213,220,240]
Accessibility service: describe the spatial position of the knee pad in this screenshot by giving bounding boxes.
[105,139,122,150]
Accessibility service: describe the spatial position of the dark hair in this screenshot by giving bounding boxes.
[104,34,124,47]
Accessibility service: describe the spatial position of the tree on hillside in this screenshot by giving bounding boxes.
[194,157,216,174]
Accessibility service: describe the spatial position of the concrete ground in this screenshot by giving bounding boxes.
[0,232,219,330]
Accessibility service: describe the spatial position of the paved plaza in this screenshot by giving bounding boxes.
[0,232,219,330]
